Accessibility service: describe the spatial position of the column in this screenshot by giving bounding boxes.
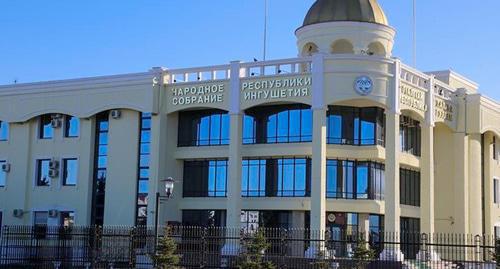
[358,214,370,243]
[379,112,404,261]
[468,133,483,236]
[306,53,327,258]
[453,133,469,235]
[222,61,242,255]
[417,124,440,261]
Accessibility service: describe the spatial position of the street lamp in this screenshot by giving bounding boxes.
[154,177,176,245]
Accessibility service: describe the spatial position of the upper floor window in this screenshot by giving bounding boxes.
[400,168,420,207]
[243,104,312,144]
[62,158,78,186]
[327,106,385,146]
[493,136,498,160]
[183,160,227,197]
[64,116,80,138]
[178,109,229,147]
[0,160,6,187]
[326,160,385,200]
[241,157,311,197]
[36,159,51,186]
[494,178,500,204]
[0,121,9,141]
[400,116,421,156]
[39,115,54,139]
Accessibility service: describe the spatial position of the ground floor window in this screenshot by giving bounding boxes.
[400,217,420,259]
[182,210,226,227]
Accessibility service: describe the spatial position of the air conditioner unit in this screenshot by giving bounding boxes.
[48,209,59,218]
[48,169,59,178]
[111,109,121,119]
[13,209,24,218]
[51,118,62,128]
[1,163,10,172]
[49,159,59,170]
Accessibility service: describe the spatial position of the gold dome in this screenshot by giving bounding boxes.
[303,0,388,27]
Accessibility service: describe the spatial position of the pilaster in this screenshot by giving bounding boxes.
[468,133,483,236]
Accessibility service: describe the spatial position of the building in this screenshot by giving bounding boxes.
[0,0,500,260]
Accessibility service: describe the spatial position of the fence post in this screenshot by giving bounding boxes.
[129,227,136,268]
[475,235,481,263]
[201,227,207,268]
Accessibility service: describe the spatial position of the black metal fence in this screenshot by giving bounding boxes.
[0,225,498,268]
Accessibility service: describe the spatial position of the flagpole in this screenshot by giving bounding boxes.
[263,0,268,61]
[412,0,417,67]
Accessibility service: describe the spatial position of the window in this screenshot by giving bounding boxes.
[183,160,228,197]
[494,136,498,160]
[327,106,385,146]
[326,160,384,200]
[243,104,312,144]
[36,159,51,186]
[400,168,421,206]
[62,158,78,186]
[60,211,75,227]
[494,178,500,204]
[136,113,151,225]
[241,158,311,197]
[400,217,420,259]
[64,116,80,138]
[400,116,421,156]
[0,121,8,141]
[91,112,109,226]
[39,115,54,139]
[178,109,229,147]
[0,160,6,187]
[495,226,500,239]
[34,211,48,239]
[182,210,226,227]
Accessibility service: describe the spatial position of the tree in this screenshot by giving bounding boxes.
[238,229,276,269]
[352,237,375,269]
[151,226,181,269]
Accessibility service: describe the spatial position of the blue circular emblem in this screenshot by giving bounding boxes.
[354,76,373,96]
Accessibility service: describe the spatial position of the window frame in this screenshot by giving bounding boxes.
[0,160,6,187]
[182,159,228,198]
[241,157,312,198]
[38,115,54,140]
[399,115,421,157]
[177,109,230,147]
[0,121,9,141]
[243,104,312,145]
[64,116,80,138]
[400,167,421,207]
[62,158,78,186]
[35,159,52,187]
[494,177,500,205]
[326,106,385,146]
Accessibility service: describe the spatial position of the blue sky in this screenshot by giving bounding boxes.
[1,0,499,100]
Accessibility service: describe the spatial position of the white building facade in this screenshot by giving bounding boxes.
[1,0,500,259]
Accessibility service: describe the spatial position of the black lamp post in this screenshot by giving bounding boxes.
[154,177,175,245]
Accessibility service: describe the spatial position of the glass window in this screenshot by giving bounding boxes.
[60,211,75,227]
[182,210,226,227]
[64,116,80,138]
[400,116,421,156]
[36,159,51,186]
[494,136,498,160]
[400,168,421,206]
[400,217,420,259]
[0,160,6,187]
[327,106,385,146]
[39,115,54,139]
[0,121,9,141]
[178,109,229,147]
[92,112,109,226]
[326,160,384,200]
[494,178,500,204]
[62,158,78,186]
[242,157,311,197]
[34,211,48,239]
[183,160,228,197]
[243,104,312,144]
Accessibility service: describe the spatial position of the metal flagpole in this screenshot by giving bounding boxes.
[263,0,268,61]
[412,0,417,67]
